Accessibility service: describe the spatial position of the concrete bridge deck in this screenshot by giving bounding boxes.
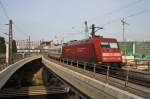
[42,56,144,99]
[0,55,148,99]
[0,55,41,89]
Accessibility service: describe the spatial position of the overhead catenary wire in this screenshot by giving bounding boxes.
[98,8,150,27]
[88,0,145,23]
[64,0,145,40]
[0,0,29,38]
[0,0,9,20]
[0,30,5,33]
[0,0,9,28]
[125,8,150,19]
[13,23,29,37]
[64,7,150,39]
[70,0,145,32]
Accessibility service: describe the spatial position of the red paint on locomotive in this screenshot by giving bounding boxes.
[48,36,122,67]
[62,36,122,65]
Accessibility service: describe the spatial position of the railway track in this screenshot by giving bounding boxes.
[96,67,150,88]
[47,56,150,88]
[0,86,69,98]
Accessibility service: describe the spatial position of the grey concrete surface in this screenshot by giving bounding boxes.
[0,56,41,89]
[42,56,143,99]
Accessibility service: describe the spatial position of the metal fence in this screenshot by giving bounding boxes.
[47,56,150,88]
[119,41,150,56]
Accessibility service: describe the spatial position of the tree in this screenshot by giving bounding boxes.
[0,36,6,54]
[12,40,17,53]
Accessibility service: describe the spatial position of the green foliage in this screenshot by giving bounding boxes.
[12,40,17,53]
[119,42,133,56]
[0,36,6,53]
[0,37,17,54]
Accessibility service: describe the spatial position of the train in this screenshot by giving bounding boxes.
[48,24,123,68]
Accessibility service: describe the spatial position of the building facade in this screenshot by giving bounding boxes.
[16,40,52,52]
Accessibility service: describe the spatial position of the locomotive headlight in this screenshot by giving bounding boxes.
[102,53,121,56]
[113,53,121,56]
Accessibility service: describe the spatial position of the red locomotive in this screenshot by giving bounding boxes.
[48,24,122,68]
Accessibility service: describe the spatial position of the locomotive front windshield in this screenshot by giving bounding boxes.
[101,42,118,49]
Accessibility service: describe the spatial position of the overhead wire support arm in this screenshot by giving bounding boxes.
[90,24,103,37]
[94,27,103,33]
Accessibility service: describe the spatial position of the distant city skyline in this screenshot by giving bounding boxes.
[0,0,150,42]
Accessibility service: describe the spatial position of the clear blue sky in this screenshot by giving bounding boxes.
[0,0,150,42]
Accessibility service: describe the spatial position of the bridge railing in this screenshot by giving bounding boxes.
[124,59,150,70]
[47,57,150,89]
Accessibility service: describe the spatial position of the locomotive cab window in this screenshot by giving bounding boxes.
[101,42,110,48]
[101,42,118,48]
[110,43,118,48]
